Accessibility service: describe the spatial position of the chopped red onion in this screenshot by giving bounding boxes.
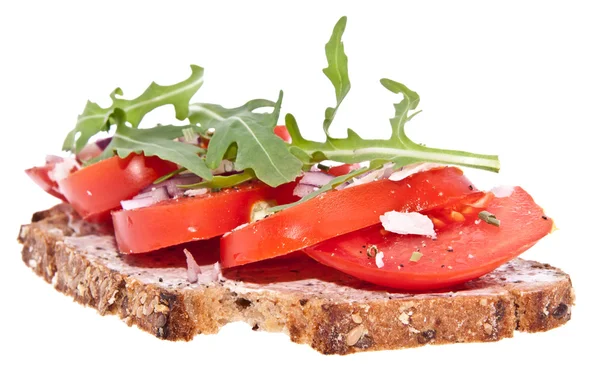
[95,137,112,150]
[212,160,236,175]
[120,197,156,210]
[293,183,319,198]
[76,138,113,162]
[183,248,202,283]
[336,165,390,190]
[299,171,335,187]
[143,173,201,198]
[121,187,169,210]
[48,157,79,183]
[45,155,65,164]
[211,262,222,282]
[388,163,442,182]
[184,188,209,197]
[491,185,514,198]
[291,171,335,198]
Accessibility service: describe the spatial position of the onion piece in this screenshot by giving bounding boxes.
[45,155,65,164]
[48,157,79,183]
[212,160,236,175]
[95,137,112,150]
[336,163,392,190]
[388,163,442,182]
[491,185,514,198]
[291,171,335,198]
[293,183,319,198]
[299,171,335,187]
[121,187,168,210]
[184,188,209,197]
[143,174,201,198]
[183,248,202,283]
[76,138,113,162]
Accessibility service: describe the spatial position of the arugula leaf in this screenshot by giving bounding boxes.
[188,99,275,134]
[286,16,499,173]
[202,91,303,187]
[286,79,500,172]
[97,109,213,179]
[322,16,350,134]
[63,65,204,153]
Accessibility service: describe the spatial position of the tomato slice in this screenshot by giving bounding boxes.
[304,187,553,290]
[220,167,479,268]
[112,181,294,254]
[59,154,177,222]
[274,125,292,143]
[326,163,361,177]
[25,164,68,202]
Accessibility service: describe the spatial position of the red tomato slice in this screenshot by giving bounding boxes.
[304,187,553,290]
[274,125,292,143]
[112,181,294,254]
[220,167,480,268]
[25,164,68,202]
[59,154,177,222]
[326,163,361,177]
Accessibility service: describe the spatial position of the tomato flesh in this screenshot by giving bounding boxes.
[113,181,294,254]
[304,187,553,290]
[25,164,68,202]
[220,167,479,268]
[274,125,292,143]
[59,154,177,222]
[326,163,361,177]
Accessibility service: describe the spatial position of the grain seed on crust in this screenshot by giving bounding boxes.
[346,325,366,346]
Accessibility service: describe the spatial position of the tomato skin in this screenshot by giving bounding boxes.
[59,154,177,222]
[304,187,553,290]
[326,163,361,177]
[274,125,292,143]
[113,182,284,254]
[220,167,478,268]
[25,164,68,202]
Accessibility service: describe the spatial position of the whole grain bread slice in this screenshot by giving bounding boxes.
[18,204,574,354]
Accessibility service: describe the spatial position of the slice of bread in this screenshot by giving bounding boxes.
[18,204,574,354]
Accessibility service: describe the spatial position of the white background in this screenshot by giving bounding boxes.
[0,1,597,380]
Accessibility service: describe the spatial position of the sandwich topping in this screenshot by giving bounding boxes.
[25,17,553,291]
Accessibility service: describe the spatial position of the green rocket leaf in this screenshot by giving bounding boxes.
[63,65,204,153]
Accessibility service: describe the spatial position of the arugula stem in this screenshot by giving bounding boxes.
[178,170,255,189]
[335,146,500,172]
[294,139,500,172]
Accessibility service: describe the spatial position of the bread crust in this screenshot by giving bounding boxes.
[18,204,574,354]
